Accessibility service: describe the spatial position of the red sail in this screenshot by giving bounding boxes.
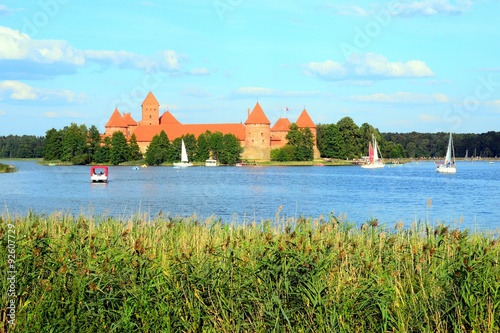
[368,142,374,163]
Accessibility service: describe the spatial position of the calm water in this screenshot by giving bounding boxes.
[1,159,499,230]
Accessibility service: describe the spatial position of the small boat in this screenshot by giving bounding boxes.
[173,139,193,168]
[205,159,218,167]
[90,166,108,183]
[435,132,456,174]
[132,166,140,170]
[361,134,385,169]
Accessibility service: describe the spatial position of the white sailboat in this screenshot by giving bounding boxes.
[361,134,385,169]
[173,139,193,168]
[435,132,456,174]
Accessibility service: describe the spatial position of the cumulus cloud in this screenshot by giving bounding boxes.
[304,53,434,81]
[350,92,450,104]
[0,26,198,79]
[0,80,85,103]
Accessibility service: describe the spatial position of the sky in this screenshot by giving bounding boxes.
[0,0,499,136]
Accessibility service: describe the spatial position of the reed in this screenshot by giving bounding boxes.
[1,211,499,332]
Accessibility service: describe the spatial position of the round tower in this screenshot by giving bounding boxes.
[242,102,271,160]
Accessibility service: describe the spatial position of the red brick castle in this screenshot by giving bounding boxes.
[104,92,319,160]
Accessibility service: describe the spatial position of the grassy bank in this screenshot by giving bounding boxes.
[0,163,16,173]
[1,212,499,332]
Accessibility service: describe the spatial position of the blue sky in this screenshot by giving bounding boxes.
[0,0,499,136]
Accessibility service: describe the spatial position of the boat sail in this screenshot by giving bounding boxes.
[173,139,193,168]
[435,132,456,173]
[361,134,385,169]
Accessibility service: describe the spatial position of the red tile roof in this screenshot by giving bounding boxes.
[142,91,159,106]
[105,108,128,127]
[133,123,246,142]
[159,111,181,125]
[296,109,316,128]
[271,117,291,131]
[245,102,271,125]
[122,113,137,126]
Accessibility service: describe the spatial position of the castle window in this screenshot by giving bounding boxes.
[261,132,263,136]
[149,115,151,119]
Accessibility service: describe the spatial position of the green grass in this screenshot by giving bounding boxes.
[0,163,17,173]
[1,211,499,332]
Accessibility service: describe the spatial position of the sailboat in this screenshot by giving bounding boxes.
[361,134,385,169]
[435,132,456,173]
[173,139,193,168]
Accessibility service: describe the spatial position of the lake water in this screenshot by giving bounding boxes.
[1,159,499,230]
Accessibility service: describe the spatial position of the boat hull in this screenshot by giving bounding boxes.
[173,162,193,168]
[361,163,385,169]
[435,166,456,174]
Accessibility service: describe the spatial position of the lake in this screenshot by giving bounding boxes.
[1,159,499,230]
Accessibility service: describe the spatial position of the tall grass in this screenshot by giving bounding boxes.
[1,211,499,332]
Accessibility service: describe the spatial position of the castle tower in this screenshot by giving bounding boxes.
[242,102,271,160]
[105,108,128,137]
[296,108,320,158]
[140,91,160,125]
[270,117,291,148]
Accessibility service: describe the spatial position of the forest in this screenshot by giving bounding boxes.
[0,117,498,162]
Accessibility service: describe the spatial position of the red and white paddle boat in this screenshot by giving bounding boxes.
[90,165,108,183]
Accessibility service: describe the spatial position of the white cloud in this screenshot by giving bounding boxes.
[304,53,434,81]
[350,92,450,104]
[0,26,197,78]
[331,0,473,17]
[391,0,473,17]
[231,86,324,98]
[0,81,37,100]
[0,80,85,102]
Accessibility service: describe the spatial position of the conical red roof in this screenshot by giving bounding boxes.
[244,102,270,125]
[271,117,291,131]
[122,113,137,126]
[296,109,316,128]
[105,108,128,127]
[159,111,181,125]
[142,91,159,106]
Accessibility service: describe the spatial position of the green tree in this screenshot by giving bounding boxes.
[270,145,296,162]
[209,132,224,162]
[128,134,143,161]
[110,131,129,165]
[43,128,63,160]
[316,124,343,159]
[145,131,169,165]
[219,133,243,165]
[285,123,314,161]
[87,125,101,163]
[94,137,111,163]
[61,123,87,164]
[337,117,361,159]
[196,132,211,162]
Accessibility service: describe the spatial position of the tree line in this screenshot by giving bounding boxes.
[1,119,498,161]
[317,117,500,160]
[41,123,243,165]
[0,135,44,158]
